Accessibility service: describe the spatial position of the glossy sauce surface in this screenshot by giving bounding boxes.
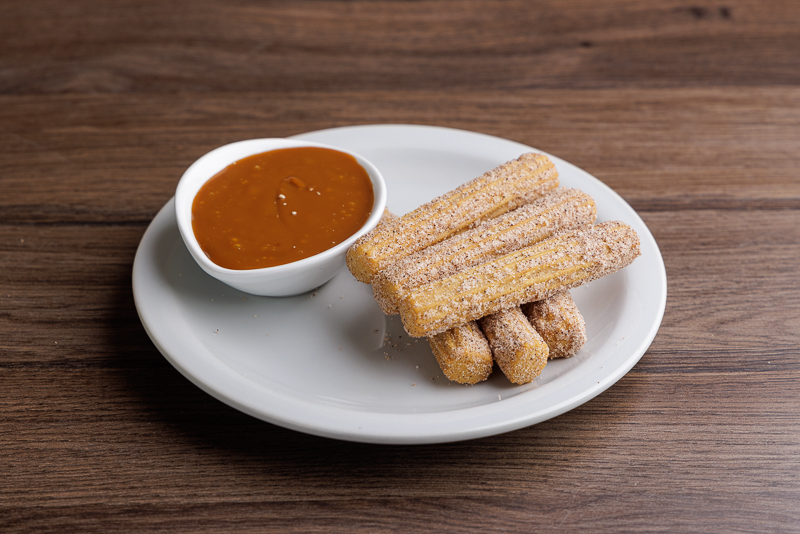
[192,147,374,270]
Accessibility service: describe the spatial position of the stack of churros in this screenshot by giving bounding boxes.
[347,153,640,385]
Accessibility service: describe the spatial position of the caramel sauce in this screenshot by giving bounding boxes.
[192,146,374,270]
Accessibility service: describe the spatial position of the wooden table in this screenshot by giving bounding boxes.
[3,1,799,531]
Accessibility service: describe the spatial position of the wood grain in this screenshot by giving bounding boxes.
[2,0,800,532]
[3,1,800,94]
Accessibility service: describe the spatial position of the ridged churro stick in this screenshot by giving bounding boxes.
[424,291,584,384]
[346,153,559,284]
[396,187,590,384]
[428,322,494,385]
[479,307,549,384]
[366,189,588,384]
[433,289,582,384]
[479,289,584,384]
[372,209,494,384]
[372,187,596,315]
[375,188,593,383]
[522,290,587,359]
[398,221,641,337]
[376,188,591,384]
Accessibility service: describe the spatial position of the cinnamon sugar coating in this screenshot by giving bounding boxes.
[372,187,596,314]
[346,153,559,283]
[479,307,549,384]
[398,221,641,337]
[428,322,494,385]
[378,208,398,225]
[522,291,586,359]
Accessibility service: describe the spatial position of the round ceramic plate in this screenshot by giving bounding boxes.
[132,125,667,444]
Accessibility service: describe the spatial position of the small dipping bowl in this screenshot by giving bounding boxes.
[175,138,387,297]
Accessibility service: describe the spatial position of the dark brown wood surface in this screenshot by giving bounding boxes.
[2,1,799,532]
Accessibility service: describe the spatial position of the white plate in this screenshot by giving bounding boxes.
[132,125,667,444]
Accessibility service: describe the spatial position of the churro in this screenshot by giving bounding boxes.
[428,322,494,384]
[378,208,397,225]
[372,187,596,314]
[371,194,587,383]
[346,153,559,283]
[479,307,549,384]
[373,208,493,384]
[522,290,587,359]
[397,221,641,337]
[441,290,582,384]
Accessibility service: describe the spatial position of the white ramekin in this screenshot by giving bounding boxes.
[175,138,387,296]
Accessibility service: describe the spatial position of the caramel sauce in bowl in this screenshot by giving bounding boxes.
[175,139,387,296]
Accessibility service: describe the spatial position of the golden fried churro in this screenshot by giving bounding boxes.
[346,153,559,283]
[479,307,549,384]
[372,187,596,315]
[374,208,494,384]
[522,290,587,359]
[428,322,494,384]
[371,207,492,384]
[398,221,641,337]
